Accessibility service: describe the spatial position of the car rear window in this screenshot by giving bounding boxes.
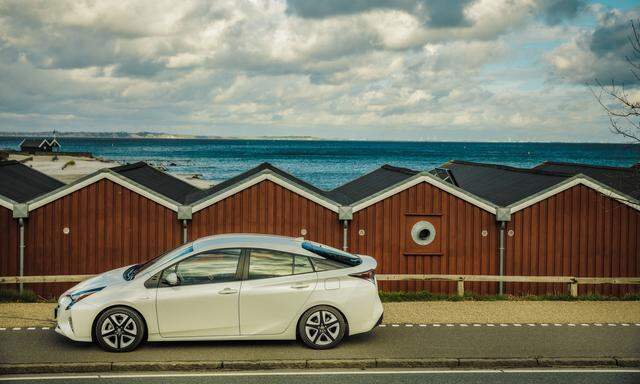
[301,241,361,266]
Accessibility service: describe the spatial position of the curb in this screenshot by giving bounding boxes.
[1,357,638,375]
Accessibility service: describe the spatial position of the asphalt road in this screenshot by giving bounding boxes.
[1,325,639,364]
[1,369,639,384]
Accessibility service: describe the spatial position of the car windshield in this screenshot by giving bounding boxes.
[124,243,194,280]
[301,241,361,266]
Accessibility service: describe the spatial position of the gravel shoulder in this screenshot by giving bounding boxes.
[1,301,639,328]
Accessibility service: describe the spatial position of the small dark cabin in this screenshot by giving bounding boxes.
[20,138,60,154]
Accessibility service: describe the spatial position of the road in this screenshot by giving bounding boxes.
[0,369,639,384]
[1,324,639,364]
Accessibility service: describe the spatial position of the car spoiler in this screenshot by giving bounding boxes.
[301,241,362,266]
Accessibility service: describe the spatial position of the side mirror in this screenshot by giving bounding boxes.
[163,271,180,286]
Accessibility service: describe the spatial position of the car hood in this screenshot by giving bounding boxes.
[62,265,132,297]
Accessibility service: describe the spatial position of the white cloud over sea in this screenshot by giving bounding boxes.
[0,0,638,141]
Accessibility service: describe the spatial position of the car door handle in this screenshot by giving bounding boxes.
[218,288,238,295]
[290,283,309,289]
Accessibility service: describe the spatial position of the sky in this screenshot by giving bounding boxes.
[0,0,639,142]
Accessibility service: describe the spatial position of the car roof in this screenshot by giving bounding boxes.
[192,233,317,257]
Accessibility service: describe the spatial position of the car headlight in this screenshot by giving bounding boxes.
[66,287,105,310]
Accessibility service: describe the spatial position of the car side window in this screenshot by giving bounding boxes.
[171,248,241,286]
[294,255,314,275]
[310,257,346,271]
[248,249,294,279]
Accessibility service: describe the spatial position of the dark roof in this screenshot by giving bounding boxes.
[185,162,334,204]
[533,161,640,199]
[20,139,49,148]
[436,160,569,206]
[112,162,200,204]
[0,160,65,203]
[327,164,419,205]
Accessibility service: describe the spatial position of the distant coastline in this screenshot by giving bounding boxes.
[0,131,322,141]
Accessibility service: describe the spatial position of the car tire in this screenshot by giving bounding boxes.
[298,305,346,349]
[94,306,145,352]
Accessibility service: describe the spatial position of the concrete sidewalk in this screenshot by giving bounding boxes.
[2,301,640,328]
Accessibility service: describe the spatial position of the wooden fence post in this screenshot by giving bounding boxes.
[457,279,465,297]
[569,279,578,297]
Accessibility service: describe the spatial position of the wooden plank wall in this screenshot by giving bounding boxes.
[0,206,18,291]
[505,184,640,296]
[189,180,342,249]
[349,182,498,294]
[24,179,182,298]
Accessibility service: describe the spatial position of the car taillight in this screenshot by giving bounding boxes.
[349,269,375,284]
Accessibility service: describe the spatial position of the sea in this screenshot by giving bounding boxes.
[1,137,638,189]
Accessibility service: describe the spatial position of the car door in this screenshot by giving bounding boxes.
[239,249,317,335]
[155,248,243,338]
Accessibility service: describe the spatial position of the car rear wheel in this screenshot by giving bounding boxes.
[94,307,145,352]
[298,306,346,349]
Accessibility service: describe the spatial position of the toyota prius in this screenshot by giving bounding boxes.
[54,234,383,352]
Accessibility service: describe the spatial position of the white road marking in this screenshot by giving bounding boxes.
[568,324,576,327]
[378,324,386,327]
[27,327,35,330]
[554,324,562,327]
[608,324,616,327]
[446,324,454,327]
[513,324,522,327]
[621,324,630,327]
[405,324,413,327]
[486,324,495,327]
[527,324,536,327]
[499,324,509,327]
[2,369,639,381]
[473,324,481,327]
[459,324,468,327]
[0,328,5,331]
[391,324,400,327]
[12,327,20,330]
[594,323,603,327]
[432,324,441,327]
[581,323,590,326]
[41,327,50,330]
[540,324,549,327]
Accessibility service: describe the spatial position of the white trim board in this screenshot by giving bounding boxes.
[27,171,180,212]
[191,171,341,214]
[0,196,14,211]
[350,173,498,214]
[508,175,640,213]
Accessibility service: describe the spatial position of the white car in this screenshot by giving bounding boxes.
[55,234,383,352]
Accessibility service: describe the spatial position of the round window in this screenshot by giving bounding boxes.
[411,221,436,246]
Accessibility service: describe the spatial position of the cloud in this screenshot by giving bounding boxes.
[536,0,586,25]
[546,7,640,84]
[0,0,630,142]
[285,0,476,28]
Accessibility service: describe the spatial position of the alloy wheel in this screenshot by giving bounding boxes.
[304,310,341,346]
[100,312,138,350]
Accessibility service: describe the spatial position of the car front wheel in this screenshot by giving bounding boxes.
[94,307,145,352]
[298,305,346,349]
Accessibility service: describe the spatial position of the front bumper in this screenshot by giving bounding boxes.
[54,298,95,342]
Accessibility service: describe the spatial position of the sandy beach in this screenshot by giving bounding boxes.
[6,153,213,189]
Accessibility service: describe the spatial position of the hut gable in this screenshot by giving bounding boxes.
[188,162,341,213]
[112,162,200,204]
[0,160,64,206]
[505,182,640,296]
[27,169,182,213]
[349,179,499,294]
